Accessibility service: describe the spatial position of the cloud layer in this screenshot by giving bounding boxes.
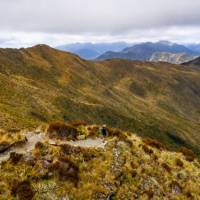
[0,0,200,46]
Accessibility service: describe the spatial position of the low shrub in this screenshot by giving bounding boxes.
[107,127,127,140]
[60,144,99,161]
[35,141,45,149]
[70,120,88,127]
[175,158,184,167]
[9,152,23,164]
[143,138,165,150]
[88,130,97,138]
[87,126,100,138]
[161,162,171,173]
[60,144,82,155]
[11,180,34,200]
[47,121,78,139]
[179,147,196,162]
[142,145,153,154]
[107,128,121,137]
[50,157,79,185]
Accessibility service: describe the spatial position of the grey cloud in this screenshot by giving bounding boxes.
[0,0,200,47]
[1,0,200,34]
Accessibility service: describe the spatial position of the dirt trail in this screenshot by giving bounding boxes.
[0,132,45,163]
[0,132,106,163]
[56,138,106,148]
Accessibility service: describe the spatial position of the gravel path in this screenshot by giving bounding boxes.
[66,138,106,148]
[0,133,106,163]
[0,132,45,163]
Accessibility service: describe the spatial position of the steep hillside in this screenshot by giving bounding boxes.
[0,45,200,153]
[97,41,198,62]
[0,123,200,199]
[183,56,200,67]
[150,52,196,64]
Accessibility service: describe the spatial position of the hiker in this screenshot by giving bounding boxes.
[101,124,107,142]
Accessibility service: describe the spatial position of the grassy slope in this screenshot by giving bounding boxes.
[0,45,200,152]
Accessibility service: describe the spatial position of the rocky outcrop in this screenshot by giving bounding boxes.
[150,52,197,64]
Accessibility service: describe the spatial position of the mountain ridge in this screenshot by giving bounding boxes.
[0,45,200,154]
[97,41,199,63]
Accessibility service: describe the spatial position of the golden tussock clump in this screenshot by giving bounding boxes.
[142,137,166,150]
[179,147,196,162]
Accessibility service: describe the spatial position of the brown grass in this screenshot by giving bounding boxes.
[60,143,100,162]
[9,152,23,164]
[175,158,184,167]
[142,144,153,154]
[88,126,99,138]
[143,138,165,150]
[107,127,127,140]
[179,147,196,162]
[161,162,171,173]
[70,120,88,127]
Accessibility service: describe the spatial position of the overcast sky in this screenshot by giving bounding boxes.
[1,0,200,47]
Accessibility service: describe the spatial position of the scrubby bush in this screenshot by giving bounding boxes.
[176,158,184,167]
[70,120,88,127]
[88,126,99,138]
[60,144,82,155]
[9,152,23,164]
[107,127,127,140]
[77,125,88,136]
[161,162,171,173]
[143,138,165,150]
[142,144,153,154]
[11,180,35,200]
[60,144,100,162]
[47,121,78,140]
[179,147,196,162]
[34,142,49,156]
[50,157,79,185]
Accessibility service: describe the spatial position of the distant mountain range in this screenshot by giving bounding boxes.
[56,41,200,64]
[96,41,199,64]
[56,42,131,59]
[187,44,200,53]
